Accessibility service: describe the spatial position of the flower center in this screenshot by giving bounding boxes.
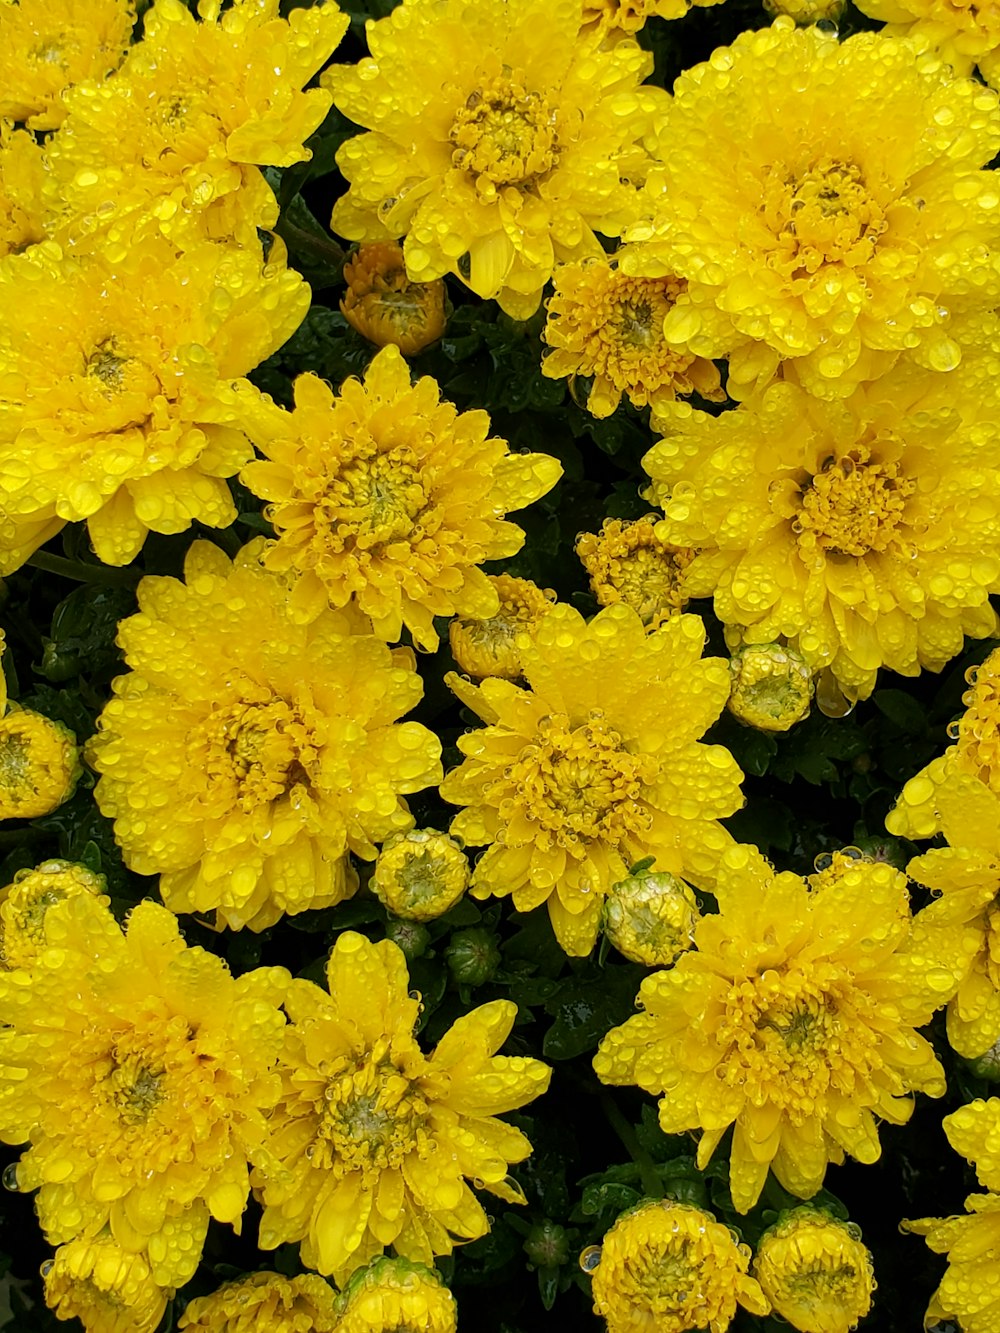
[313,1041,429,1179]
[765,158,886,275]
[450,72,559,193]
[795,450,914,558]
[191,695,318,814]
[0,733,31,793]
[86,338,130,392]
[316,441,427,552]
[499,712,656,855]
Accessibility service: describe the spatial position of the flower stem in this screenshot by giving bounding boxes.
[600,1093,663,1200]
[26,553,141,587]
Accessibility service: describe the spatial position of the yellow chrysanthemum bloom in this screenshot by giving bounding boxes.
[643,364,1000,703]
[449,574,557,679]
[43,1235,168,1333]
[0,707,80,820]
[88,541,442,932]
[372,829,470,922]
[0,893,288,1288]
[252,931,551,1281]
[586,1200,769,1333]
[753,1208,874,1333]
[857,0,1000,88]
[944,1097,1000,1192]
[45,0,348,250]
[241,346,562,650]
[0,235,308,571]
[542,259,724,418]
[334,1257,458,1333]
[0,121,45,260]
[440,603,742,956]
[576,518,693,628]
[595,844,974,1212]
[341,243,448,357]
[905,1194,1000,1333]
[763,0,846,21]
[728,643,814,733]
[623,21,1000,400]
[906,776,1000,1058]
[0,859,106,971]
[326,0,668,319]
[581,0,726,34]
[0,627,6,716]
[602,864,700,967]
[0,0,133,131]
[178,1271,338,1331]
[888,646,1000,839]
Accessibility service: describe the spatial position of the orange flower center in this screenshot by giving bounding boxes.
[450,72,559,193]
[795,450,914,558]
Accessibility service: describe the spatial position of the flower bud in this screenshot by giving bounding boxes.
[341,242,447,356]
[0,706,80,819]
[0,859,107,970]
[43,1236,168,1333]
[334,1257,457,1333]
[449,574,556,680]
[753,1207,874,1333]
[372,829,469,922]
[728,642,813,732]
[576,516,693,628]
[603,866,699,966]
[445,926,500,986]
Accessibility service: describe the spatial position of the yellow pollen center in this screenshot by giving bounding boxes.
[313,1041,428,1178]
[315,441,427,552]
[191,695,319,814]
[450,72,559,192]
[796,451,914,558]
[766,158,886,275]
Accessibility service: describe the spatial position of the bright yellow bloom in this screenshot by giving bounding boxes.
[728,643,814,732]
[45,0,348,250]
[43,1235,168,1333]
[581,0,726,34]
[448,573,557,679]
[857,0,1000,88]
[905,1193,1000,1333]
[0,235,307,571]
[241,346,561,650]
[178,1271,338,1331]
[906,776,1000,1058]
[623,21,1000,399]
[0,0,133,131]
[0,859,106,971]
[334,1257,458,1333]
[0,121,45,260]
[888,646,1000,839]
[440,603,742,956]
[944,1098,1000,1191]
[0,893,288,1287]
[372,830,470,922]
[586,1200,769,1333]
[643,363,1000,702]
[763,0,846,21]
[752,1208,874,1333]
[341,243,448,357]
[543,259,723,418]
[576,516,693,628]
[595,844,973,1212]
[0,707,80,820]
[326,0,668,318]
[88,541,442,932]
[602,865,700,967]
[252,931,551,1281]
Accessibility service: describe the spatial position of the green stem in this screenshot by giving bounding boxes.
[26,552,141,587]
[600,1094,663,1200]
[274,216,346,273]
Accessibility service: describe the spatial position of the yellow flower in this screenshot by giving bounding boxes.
[581,0,725,34]
[888,645,1000,839]
[944,1098,1000,1192]
[178,1271,338,1331]
[728,643,814,733]
[576,516,693,628]
[372,830,470,922]
[906,775,1000,1058]
[88,541,442,932]
[602,864,700,967]
[643,365,1000,703]
[542,259,723,418]
[594,844,973,1212]
[448,573,557,679]
[586,1199,769,1333]
[0,120,45,260]
[0,893,289,1287]
[622,21,1000,399]
[334,1257,458,1333]
[326,0,668,318]
[440,603,742,956]
[42,1235,168,1333]
[252,931,551,1281]
[905,1193,1000,1333]
[0,235,308,571]
[0,0,133,131]
[0,859,106,971]
[0,707,80,820]
[764,0,846,21]
[341,243,448,357]
[752,1207,874,1333]
[241,346,562,650]
[856,0,1000,88]
[45,0,348,249]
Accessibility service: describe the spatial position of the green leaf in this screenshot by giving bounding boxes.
[542,965,644,1061]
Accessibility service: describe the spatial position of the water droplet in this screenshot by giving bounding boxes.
[579,1245,602,1273]
[2,1164,19,1192]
